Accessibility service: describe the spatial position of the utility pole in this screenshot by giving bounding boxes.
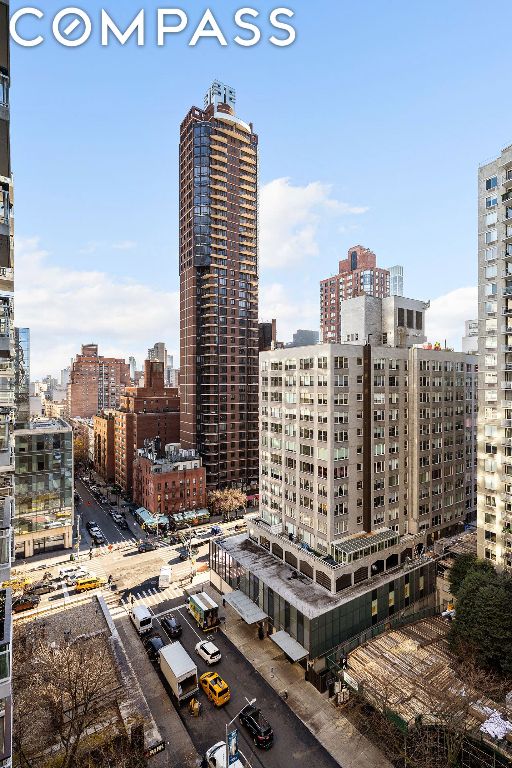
[75,512,81,563]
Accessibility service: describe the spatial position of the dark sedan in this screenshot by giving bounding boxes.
[145,635,165,660]
[13,595,40,613]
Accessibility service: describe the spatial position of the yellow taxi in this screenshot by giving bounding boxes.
[75,576,107,593]
[199,671,231,707]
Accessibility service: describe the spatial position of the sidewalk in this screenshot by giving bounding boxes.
[205,587,392,768]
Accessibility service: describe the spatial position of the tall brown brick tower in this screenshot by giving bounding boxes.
[179,81,258,493]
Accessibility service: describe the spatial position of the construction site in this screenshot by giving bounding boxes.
[342,616,512,768]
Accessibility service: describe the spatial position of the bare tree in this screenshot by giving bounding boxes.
[13,626,144,768]
[343,656,509,768]
[208,488,247,521]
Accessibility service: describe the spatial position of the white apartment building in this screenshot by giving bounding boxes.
[209,340,475,673]
[477,143,512,570]
[462,319,478,355]
[260,343,477,558]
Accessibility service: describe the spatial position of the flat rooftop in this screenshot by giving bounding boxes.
[15,417,71,434]
[218,535,433,620]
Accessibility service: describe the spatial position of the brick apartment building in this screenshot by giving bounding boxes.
[113,360,180,494]
[320,246,397,343]
[93,410,115,482]
[68,343,130,418]
[133,440,206,516]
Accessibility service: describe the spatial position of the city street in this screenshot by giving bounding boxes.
[74,478,140,550]
[117,594,339,768]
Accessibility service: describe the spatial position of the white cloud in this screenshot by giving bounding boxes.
[260,282,319,344]
[259,178,367,269]
[15,237,179,379]
[112,240,137,251]
[426,286,477,349]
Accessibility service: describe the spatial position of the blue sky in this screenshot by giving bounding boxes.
[11,0,512,376]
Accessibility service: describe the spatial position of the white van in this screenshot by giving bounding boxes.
[159,566,171,590]
[130,604,153,635]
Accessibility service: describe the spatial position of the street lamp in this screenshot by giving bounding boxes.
[75,512,81,564]
[225,698,255,767]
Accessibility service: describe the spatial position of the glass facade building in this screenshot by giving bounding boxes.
[14,419,74,558]
[210,537,436,663]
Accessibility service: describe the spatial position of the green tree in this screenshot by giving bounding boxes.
[448,553,494,598]
[449,567,512,675]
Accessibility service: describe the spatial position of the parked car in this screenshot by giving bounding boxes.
[195,640,221,665]
[138,541,157,553]
[65,569,90,586]
[29,581,59,595]
[211,525,222,536]
[161,615,182,639]
[13,595,40,613]
[204,742,243,768]
[59,565,88,579]
[239,705,274,749]
[145,635,165,660]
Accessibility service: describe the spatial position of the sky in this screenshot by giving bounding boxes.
[10,0,512,378]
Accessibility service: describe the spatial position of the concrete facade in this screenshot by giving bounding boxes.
[340,294,427,347]
[477,144,512,570]
[462,318,478,354]
[260,342,476,551]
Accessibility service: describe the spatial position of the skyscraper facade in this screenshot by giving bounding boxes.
[179,81,259,493]
[0,0,15,758]
[477,144,512,571]
[147,342,167,367]
[320,245,390,343]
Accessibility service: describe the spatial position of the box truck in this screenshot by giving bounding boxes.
[187,592,220,632]
[159,642,198,705]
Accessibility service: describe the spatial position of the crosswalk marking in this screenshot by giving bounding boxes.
[103,581,187,621]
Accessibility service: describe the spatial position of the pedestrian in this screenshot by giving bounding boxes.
[89,549,93,561]
[108,574,113,584]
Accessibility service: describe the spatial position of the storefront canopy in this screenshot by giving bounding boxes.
[270,630,308,662]
[223,590,267,625]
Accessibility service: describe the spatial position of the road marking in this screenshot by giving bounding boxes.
[175,605,202,641]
